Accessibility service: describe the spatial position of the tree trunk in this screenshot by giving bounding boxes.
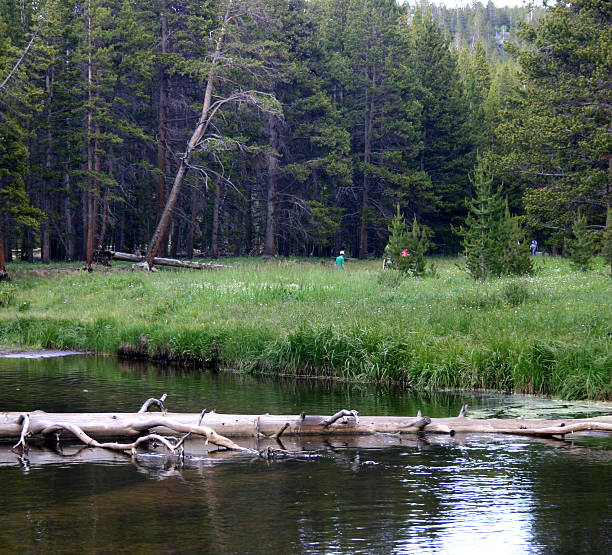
[211,179,221,258]
[85,4,94,270]
[64,169,74,261]
[110,251,229,269]
[145,1,234,269]
[41,65,54,265]
[0,229,7,279]
[245,171,253,253]
[187,184,197,259]
[264,113,278,257]
[170,217,179,258]
[98,187,109,249]
[156,2,169,257]
[359,66,375,259]
[2,411,610,442]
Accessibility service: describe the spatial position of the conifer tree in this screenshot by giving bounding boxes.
[386,206,429,276]
[569,210,594,271]
[502,0,611,250]
[410,7,473,252]
[460,159,531,280]
[460,158,502,280]
[405,215,429,277]
[0,5,45,277]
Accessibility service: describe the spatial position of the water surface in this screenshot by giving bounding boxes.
[0,355,610,553]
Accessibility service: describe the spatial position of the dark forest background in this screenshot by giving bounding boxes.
[0,0,609,263]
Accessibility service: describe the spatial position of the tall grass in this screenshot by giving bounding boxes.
[1,256,610,399]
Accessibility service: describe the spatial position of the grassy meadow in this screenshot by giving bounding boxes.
[0,256,610,400]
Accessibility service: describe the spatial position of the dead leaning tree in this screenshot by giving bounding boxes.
[3,395,611,462]
[142,0,282,272]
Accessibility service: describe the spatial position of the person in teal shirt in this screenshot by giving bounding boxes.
[336,250,346,271]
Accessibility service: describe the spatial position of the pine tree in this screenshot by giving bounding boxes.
[385,206,429,276]
[460,157,504,280]
[405,215,429,276]
[502,0,612,251]
[386,204,409,273]
[409,8,473,252]
[569,210,594,271]
[0,4,45,276]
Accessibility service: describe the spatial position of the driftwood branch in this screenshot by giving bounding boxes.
[12,413,30,452]
[138,393,168,413]
[497,422,612,437]
[271,423,290,439]
[399,416,431,432]
[321,409,360,427]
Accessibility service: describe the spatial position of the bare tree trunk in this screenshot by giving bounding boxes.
[244,157,253,253]
[98,186,109,249]
[264,114,278,257]
[3,411,610,442]
[187,184,197,259]
[156,2,169,257]
[41,66,54,264]
[359,68,375,259]
[85,2,94,270]
[64,170,74,261]
[0,229,7,278]
[200,188,208,256]
[170,217,179,258]
[211,179,221,258]
[145,1,234,269]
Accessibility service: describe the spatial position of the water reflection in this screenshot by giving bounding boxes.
[0,355,610,553]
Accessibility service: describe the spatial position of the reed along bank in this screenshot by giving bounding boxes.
[1,257,610,400]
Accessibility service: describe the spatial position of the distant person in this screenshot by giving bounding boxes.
[530,240,538,256]
[382,244,393,269]
[336,250,346,271]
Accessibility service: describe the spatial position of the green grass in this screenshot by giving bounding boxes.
[1,255,610,399]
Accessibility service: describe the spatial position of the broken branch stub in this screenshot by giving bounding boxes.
[321,409,360,427]
[138,393,168,413]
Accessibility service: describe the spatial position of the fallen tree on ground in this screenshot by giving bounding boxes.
[108,251,231,270]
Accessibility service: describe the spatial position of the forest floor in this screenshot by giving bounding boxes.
[0,255,610,400]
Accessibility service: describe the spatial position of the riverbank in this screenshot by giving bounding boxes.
[0,256,610,399]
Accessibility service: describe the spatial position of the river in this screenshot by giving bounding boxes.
[0,354,610,553]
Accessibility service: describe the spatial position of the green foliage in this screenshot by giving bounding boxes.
[499,0,612,250]
[0,282,16,307]
[501,280,530,307]
[386,206,429,276]
[569,210,595,271]
[601,207,612,276]
[0,257,610,399]
[460,157,531,279]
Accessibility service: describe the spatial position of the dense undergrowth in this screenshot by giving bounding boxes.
[0,256,610,400]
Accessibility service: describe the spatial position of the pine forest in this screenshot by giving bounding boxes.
[0,0,610,268]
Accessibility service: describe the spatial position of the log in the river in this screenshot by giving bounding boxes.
[110,251,231,270]
[1,410,611,443]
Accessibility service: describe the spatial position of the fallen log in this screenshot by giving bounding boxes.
[2,410,610,443]
[109,250,231,270]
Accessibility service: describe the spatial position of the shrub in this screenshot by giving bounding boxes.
[0,283,16,307]
[501,281,530,306]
